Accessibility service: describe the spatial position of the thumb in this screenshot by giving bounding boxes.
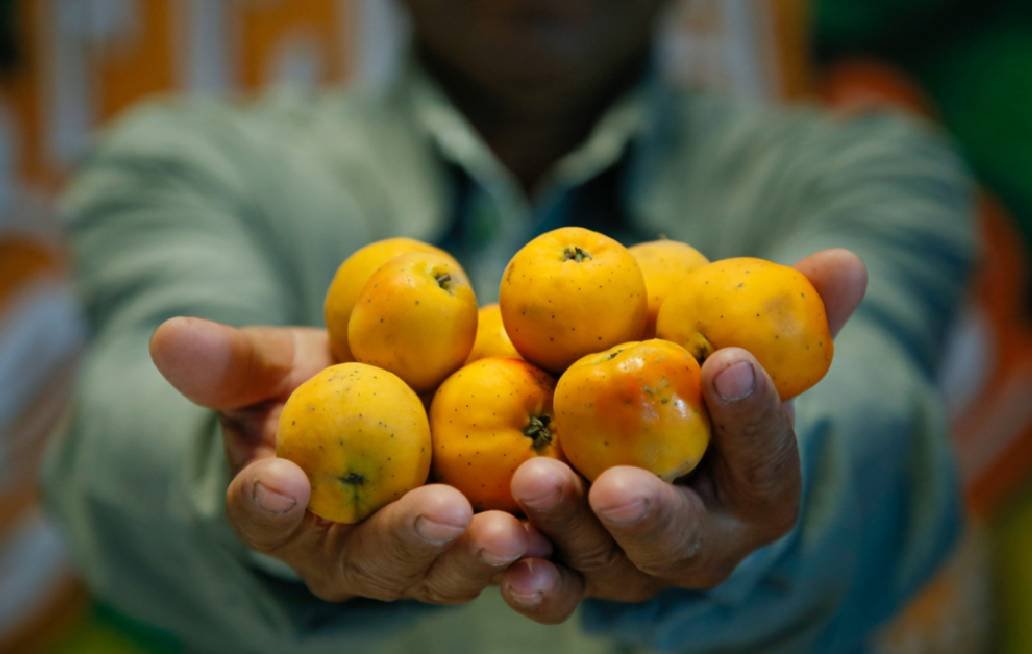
[699,348,800,535]
[793,248,868,337]
[149,317,329,410]
[226,457,311,554]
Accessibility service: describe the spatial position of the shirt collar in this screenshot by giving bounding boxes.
[399,58,655,209]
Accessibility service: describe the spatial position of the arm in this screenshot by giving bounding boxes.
[599,112,974,650]
[44,103,323,652]
[741,113,973,644]
[506,111,975,651]
[41,101,528,652]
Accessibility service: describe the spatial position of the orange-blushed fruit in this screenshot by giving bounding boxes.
[277,362,431,524]
[656,257,832,400]
[629,239,709,335]
[554,339,710,482]
[499,227,648,373]
[466,303,520,363]
[349,251,478,392]
[324,237,444,362]
[430,357,562,512]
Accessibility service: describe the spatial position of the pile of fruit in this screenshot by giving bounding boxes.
[277,227,832,523]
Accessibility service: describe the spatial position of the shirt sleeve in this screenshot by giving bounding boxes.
[41,100,435,654]
[581,111,976,652]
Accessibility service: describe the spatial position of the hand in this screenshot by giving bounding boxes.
[500,249,869,623]
[149,317,548,604]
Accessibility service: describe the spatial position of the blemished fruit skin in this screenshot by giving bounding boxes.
[554,339,710,482]
[277,362,431,524]
[465,304,521,364]
[349,251,478,393]
[629,239,710,336]
[430,357,562,512]
[656,257,833,400]
[499,227,648,374]
[324,237,444,362]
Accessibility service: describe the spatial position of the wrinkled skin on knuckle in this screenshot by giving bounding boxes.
[572,540,626,576]
[734,440,801,539]
[627,520,699,579]
[669,548,737,589]
[714,408,800,517]
[408,579,482,605]
[744,443,797,506]
[338,555,402,602]
[637,539,700,580]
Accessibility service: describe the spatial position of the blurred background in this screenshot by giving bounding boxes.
[1,1,1030,652]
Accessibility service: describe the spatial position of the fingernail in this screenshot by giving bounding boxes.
[714,360,756,402]
[517,482,562,511]
[508,588,543,608]
[415,515,465,545]
[505,560,544,607]
[597,498,648,527]
[253,482,297,514]
[479,548,521,567]
[520,486,561,511]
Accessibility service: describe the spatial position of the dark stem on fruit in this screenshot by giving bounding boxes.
[340,472,365,485]
[562,246,592,263]
[435,272,453,291]
[524,414,554,452]
[690,333,714,363]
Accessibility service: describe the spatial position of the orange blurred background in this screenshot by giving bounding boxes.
[1,1,1029,652]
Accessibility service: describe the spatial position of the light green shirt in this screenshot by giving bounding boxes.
[44,63,974,653]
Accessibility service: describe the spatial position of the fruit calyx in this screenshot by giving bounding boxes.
[434,272,454,291]
[562,246,592,263]
[524,414,554,452]
[687,332,714,362]
[339,472,366,485]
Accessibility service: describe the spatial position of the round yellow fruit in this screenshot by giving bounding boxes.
[277,362,431,524]
[656,257,833,400]
[499,227,648,373]
[324,237,444,362]
[430,357,562,512]
[465,304,520,363]
[629,239,709,336]
[348,251,478,392]
[554,339,710,482]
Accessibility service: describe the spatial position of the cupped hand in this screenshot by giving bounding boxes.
[500,248,868,623]
[149,317,548,604]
